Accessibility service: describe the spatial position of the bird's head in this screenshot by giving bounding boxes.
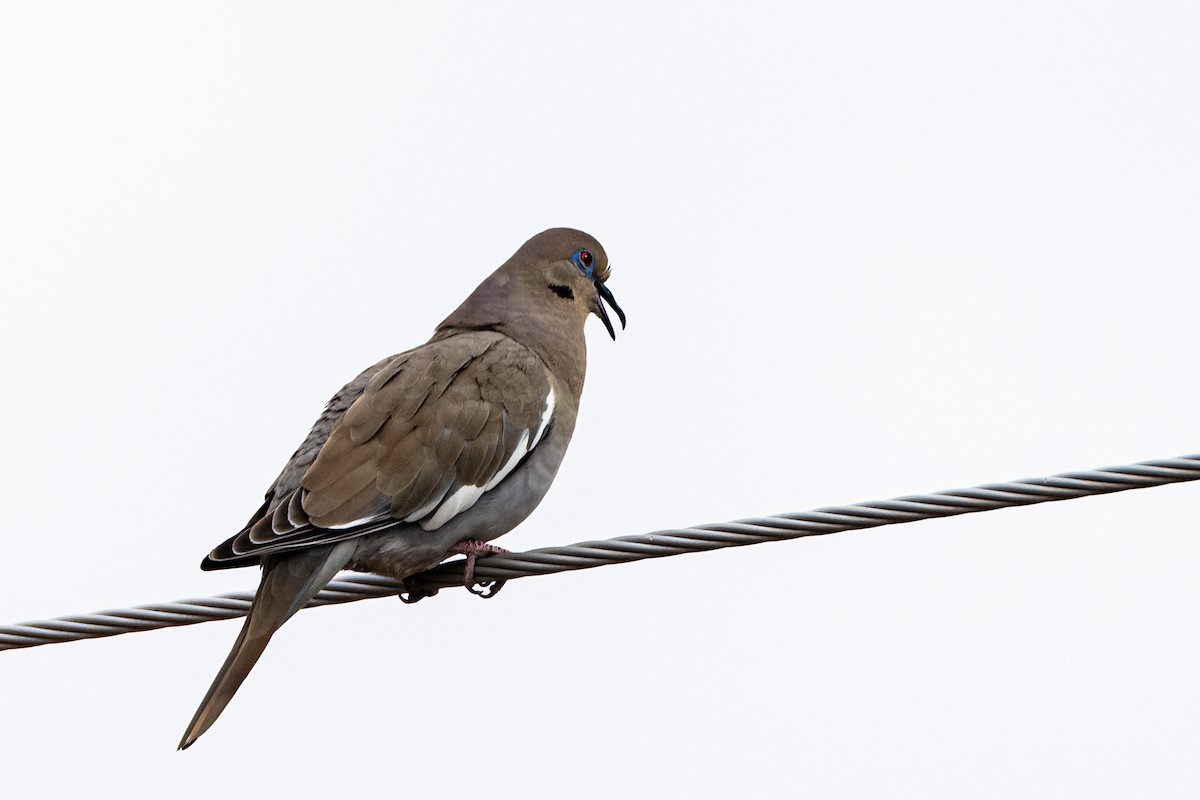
[514,227,625,340]
[437,227,626,346]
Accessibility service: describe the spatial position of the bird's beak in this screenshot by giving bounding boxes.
[594,280,626,340]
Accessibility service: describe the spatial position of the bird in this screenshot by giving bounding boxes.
[178,227,624,749]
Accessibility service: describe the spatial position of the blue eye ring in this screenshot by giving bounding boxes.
[572,249,595,279]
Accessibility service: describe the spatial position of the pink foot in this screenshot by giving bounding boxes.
[451,540,509,598]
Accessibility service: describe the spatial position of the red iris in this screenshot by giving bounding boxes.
[580,250,593,268]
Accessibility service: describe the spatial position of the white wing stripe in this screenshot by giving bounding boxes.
[322,511,390,530]
[530,385,556,448]
[421,484,486,531]
[420,387,555,531]
[403,493,447,524]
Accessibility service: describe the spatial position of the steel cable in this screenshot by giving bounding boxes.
[2,453,1197,651]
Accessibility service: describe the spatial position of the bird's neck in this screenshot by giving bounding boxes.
[516,320,588,399]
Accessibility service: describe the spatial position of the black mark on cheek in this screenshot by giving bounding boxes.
[549,284,574,300]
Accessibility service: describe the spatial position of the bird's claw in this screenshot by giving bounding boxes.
[467,577,507,598]
[398,581,438,604]
[454,540,509,599]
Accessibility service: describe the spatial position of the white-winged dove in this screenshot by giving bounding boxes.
[179,228,624,749]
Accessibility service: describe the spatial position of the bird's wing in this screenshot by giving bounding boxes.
[203,331,555,568]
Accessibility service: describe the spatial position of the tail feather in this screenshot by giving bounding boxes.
[178,541,355,749]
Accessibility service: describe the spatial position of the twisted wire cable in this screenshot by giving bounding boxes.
[3,453,1197,652]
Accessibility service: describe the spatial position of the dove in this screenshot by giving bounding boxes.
[179,228,624,748]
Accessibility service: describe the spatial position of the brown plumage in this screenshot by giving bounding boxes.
[179,228,624,749]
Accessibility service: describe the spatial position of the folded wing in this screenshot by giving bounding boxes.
[203,331,554,569]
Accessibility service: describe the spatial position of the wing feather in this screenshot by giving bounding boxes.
[201,332,554,569]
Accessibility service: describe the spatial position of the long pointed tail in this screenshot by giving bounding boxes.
[178,541,355,749]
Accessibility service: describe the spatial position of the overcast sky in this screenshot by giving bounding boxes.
[2,2,1198,797]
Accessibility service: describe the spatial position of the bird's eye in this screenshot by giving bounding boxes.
[572,249,595,278]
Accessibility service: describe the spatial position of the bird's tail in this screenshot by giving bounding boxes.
[178,540,356,749]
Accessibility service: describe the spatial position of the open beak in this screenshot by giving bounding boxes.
[594,280,626,341]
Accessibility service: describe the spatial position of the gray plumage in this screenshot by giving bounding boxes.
[179,228,623,749]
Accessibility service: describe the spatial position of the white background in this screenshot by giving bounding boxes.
[2,2,1198,797]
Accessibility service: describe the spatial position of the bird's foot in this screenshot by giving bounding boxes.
[451,540,509,598]
[397,581,438,604]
